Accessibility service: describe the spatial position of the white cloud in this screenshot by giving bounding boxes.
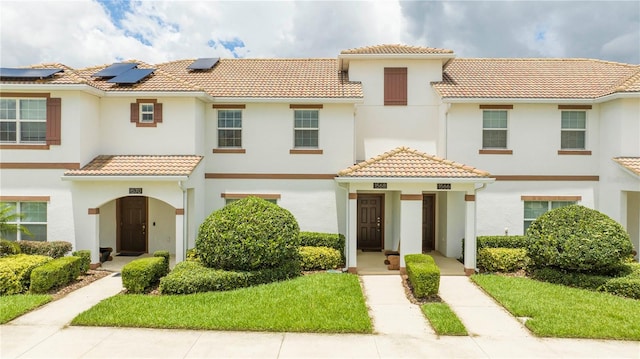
[0,0,638,68]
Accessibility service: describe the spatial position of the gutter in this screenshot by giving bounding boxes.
[334,177,495,184]
[61,175,190,182]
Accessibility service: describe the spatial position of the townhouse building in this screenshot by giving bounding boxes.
[1,44,638,273]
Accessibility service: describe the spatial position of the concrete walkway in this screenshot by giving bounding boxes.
[1,273,639,359]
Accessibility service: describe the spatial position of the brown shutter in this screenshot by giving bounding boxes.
[46,98,61,145]
[130,103,139,122]
[154,103,163,123]
[384,68,407,106]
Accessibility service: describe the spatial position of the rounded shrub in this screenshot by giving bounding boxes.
[196,196,301,271]
[526,205,633,273]
[299,246,342,271]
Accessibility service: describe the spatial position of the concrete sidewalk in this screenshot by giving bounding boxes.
[1,272,638,359]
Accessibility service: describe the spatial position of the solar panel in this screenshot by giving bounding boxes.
[0,68,63,79]
[187,58,219,70]
[106,68,154,84]
[92,63,138,78]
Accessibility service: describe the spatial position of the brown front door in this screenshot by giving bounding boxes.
[357,194,384,250]
[422,194,436,252]
[117,196,148,253]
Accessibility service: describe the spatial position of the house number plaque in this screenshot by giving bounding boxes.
[129,188,143,194]
[437,183,452,190]
[373,183,387,189]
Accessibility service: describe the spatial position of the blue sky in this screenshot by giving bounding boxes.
[1,0,638,68]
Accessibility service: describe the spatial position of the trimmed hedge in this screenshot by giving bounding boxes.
[405,254,440,298]
[530,267,612,290]
[29,256,82,293]
[299,246,342,271]
[598,277,640,300]
[196,196,300,271]
[0,254,52,295]
[153,250,170,277]
[121,257,167,294]
[477,236,527,249]
[72,250,91,274]
[477,248,529,273]
[159,260,300,295]
[18,241,72,259]
[299,232,345,261]
[186,248,200,262]
[0,239,21,257]
[526,205,633,273]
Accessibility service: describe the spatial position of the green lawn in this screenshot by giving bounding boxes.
[421,302,467,336]
[0,294,52,324]
[471,274,640,340]
[72,273,372,333]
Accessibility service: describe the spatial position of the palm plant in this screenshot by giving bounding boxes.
[0,203,31,240]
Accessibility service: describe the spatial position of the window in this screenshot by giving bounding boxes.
[523,200,576,232]
[221,193,280,205]
[561,111,586,149]
[0,202,47,241]
[217,110,242,148]
[140,103,154,123]
[384,68,407,105]
[0,98,47,143]
[130,100,162,127]
[294,110,319,148]
[482,110,508,148]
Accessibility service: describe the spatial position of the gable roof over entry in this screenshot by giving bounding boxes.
[337,147,491,179]
[613,157,640,178]
[63,155,203,179]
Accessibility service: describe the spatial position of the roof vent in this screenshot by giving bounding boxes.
[187,57,219,71]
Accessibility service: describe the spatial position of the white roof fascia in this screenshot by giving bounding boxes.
[0,83,104,97]
[212,97,364,104]
[61,175,190,182]
[104,91,212,101]
[439,97,600,105]
[594,92,640,103]
[334,177,495,184]
[613,162,640,180]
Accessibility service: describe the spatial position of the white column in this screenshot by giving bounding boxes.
[399,194,423,268]
[463,193,477,275]
[347,193,358,272]
[87,208,101,266]
[175,208,185,263]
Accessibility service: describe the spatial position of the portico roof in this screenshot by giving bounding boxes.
[337,147,491,180]
[613,157,640,178]
[63,155,203,178]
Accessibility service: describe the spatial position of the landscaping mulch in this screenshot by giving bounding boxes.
[49,269,113,300]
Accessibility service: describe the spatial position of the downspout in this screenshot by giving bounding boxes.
[178,181,188,262]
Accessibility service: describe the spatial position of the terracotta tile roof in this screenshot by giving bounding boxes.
[64,155,203,177]
[613,157,640,177]
[0,63,88,85]
[341,44,454,55]
[432,58,640,99]
[338,147,491,178]
[74,61,201,92]
[156,58,362,98]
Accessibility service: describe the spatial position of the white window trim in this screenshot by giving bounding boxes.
[139,103,155,123]
[482,110,509,149]
[1,201,48,241]
[293,110,319,148]
[560,110,587,150]
[0,98,47,144]
[217,109,242,148]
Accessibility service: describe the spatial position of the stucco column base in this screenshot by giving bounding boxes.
[464,268,476,276]
[399,267,407,275]
[90,263,101,270]
[347,267,357,274]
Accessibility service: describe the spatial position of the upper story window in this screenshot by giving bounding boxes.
[0,98,47,144]
[294,110,319,148]
[0,201,48,241]
[217,109,242,148]
[130,99,162,127]
[384,67,407,106]
[482,110,508,149]
[560,111,586,149]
